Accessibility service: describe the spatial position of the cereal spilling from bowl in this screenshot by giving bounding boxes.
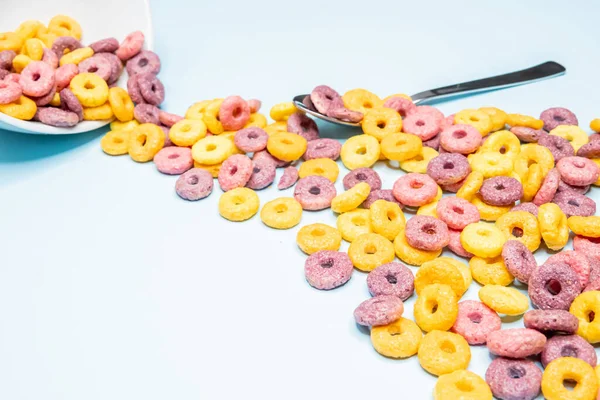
[0,16,164,128]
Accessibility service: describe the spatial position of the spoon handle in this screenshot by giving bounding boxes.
[410,61,566,104]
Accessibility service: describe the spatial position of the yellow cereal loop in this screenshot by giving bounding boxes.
[0,95,37,120]
[469,256,514,286]
[263,121,288,136]
[37,32,57,48]
[370,317,422,359]
[399,146,438,174]
[536,203,568,251]
[414,283,458,332]
[478,130,520,159]
[12,54,31,73]
[100,130,130,156]
[394,229,442,266]
[108,87,134,122]
[169,119,207,147]
[479,285,527,315]
[22,38,45,61]
[550,125,590,151]
[15,20,46,41]
[454,109,493,136]
[296,223,341,255]
[592,159,600,186]
[348,233,395,272]
[128,123,165,163]
[269,102,296,121]
[456,171,484,201]
[434,370,492,400]
[59,47,93,66]
[416,258,466,298]
[461,222,506,258]
[418,330,471,376]
[340,134,380,170]
[471,194,512,222]
[495,211,541,252]
[70,73,109,108]
[369,200,405,241]
[244,113,267,128]
[48,15,82,39]
[192,136,234,165]
[591,119,600,133]
[380,132,422,162]
[219,187,260,222]
[260,197,302,229]
[521,163,544,202]
[570,291,600,344]
[336,209,372,242]
[342,89,383,115]
[438,257,472,289]
[266,132,307,162]
[298,158,339,182]
[468,152,513,178]
[194,161,222,178]
[49,92,61,107]
[514,144,554,178]
[542,357,598,400]
[110,119,139,132]
[185,100,211,120]
[203,99,225,134]
[417,201,438,217]
[361,107,403,141]
[331,182,370,214]
[568,216,600,238]
[479,107,508,132]
[0,32,23,52]
[83,103,113,120]
[506,113,544,130]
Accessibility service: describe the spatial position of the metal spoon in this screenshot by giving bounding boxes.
[293,61,566,127]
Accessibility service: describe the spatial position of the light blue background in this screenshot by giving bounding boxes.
[1,1,600,399]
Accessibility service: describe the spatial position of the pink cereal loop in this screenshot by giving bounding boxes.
[153,147,194,175]
[402,111,441,141]
[532,168,560,206]
[19,61,55,97]
[440,124,482,154]
[158,111,184,127]
[0,80,22,105]
[116,31,145,61]
[451,300,501,345]
[219,96,251,131]
[556,156,600,186]
[382,96,415,118]
[218,154,253,192]
[448,229,474,258]
[55,63,79,91]
[392,173,438,207]
[247,99,261,113]
[278,166,299,190]
[436,197,480,230]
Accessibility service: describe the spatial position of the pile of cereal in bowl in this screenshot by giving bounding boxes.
[100,79,600,396]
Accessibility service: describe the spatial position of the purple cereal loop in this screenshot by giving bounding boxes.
[557,156,600,186]
[137,73,165,106]
[36,107,79,127]
[218,154,253,191]
[133,103,160,124]
[234,127,268,153]
[126,50,161,76]
[327,105,363,123]
[51,36,82,58]
[523,309,579,334]
[402,111,441,141]
[502,240,537,284]
[479,176,523,206]
[78,55,112,81]
[451,300,501,345]
[510,126,547,143]
[440,178,466,193]
[577,140,600,159]
[59,88,83,121]
[422,134,440,151]
[89,37,119,54]
[175,168,213,201]
[353,295,404,326]
[448,228,474,258]
[362,189,403,209]
[294,175,336,210]
[439,124,482,154]
[540,107,578,131]
[367,262,414,301]
[532,168,560,206]
[153,147,193,175]
[528,262,582,310]
[574,236,600,264]
[588,256,600,283]
[287,112,319,141]
[160,126,173,147]
[278,166,299,190]
[116,31,145,61]
[310,85,342,115]
[392,173,438,207]
[510,202,538,216]
[382,96,416,118]
[30,85,56,106]
[305,250,353,290]
[342,168,382,191]
[126,73,144,104]
[0,50,16,70]
[19,61,55,97]
[538,134,574,162]
[426,153,471,185]
[303,138,341,161]
[436,197,480,230]
[246,156,276,190]
[0,69,9,81]
[546,250,591,288]
[95,52,123,85]
[486,328,546,358]
[485,358,542,400]
[302,95,316,111]
[54,63,78,91]
[0,80,22,104]
[557,179,590,195]
[41,48,58,69]
[404,215,449,251]
[552,190,596,217]
[158,111,183,127]
[253,150,289,168]
[541,335,596,367]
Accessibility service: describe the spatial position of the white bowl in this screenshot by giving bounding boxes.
[0,0,153,135]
